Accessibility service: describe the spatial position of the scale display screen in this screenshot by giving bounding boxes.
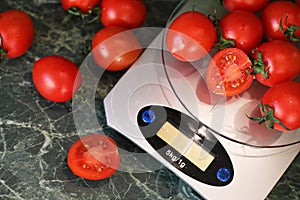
[137,106,233,186]
[156,121,215,171]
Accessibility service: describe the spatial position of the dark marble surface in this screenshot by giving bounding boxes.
[0,0,300,200]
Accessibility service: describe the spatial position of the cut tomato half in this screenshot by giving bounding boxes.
[67,134,120,180]
[205,48,254,96]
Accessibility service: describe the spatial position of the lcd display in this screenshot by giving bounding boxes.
[157,121,214,171]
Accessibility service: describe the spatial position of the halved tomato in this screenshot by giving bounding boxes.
[67,134,120,180]
[205,48,254,96]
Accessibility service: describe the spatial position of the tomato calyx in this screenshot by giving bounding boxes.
[216,26,236,50]
[62,6,100,24]
[279,15,300,42]
[0,35,8,62]
[247,103,290,131]
[248,51,268,79]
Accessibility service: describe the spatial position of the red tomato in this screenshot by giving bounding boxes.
[261,1,300,41]
[0,10,34,59]
[61,0,100,14]
[166,11,217,62]
[32,55,82,102]
[251,81,300,131]
[205,48,254,96]
[67,134,120,180]
[250,40,300,87]
[100,0,146,29]
[92,26,142,71]
[222,0,270,12]
[219,10,263,54]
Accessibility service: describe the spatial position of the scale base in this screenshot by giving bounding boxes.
[103,32,300,200]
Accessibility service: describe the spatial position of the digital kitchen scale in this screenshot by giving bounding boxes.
[102,0,300,199]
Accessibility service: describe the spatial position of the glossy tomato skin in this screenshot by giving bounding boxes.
[206,48,254,96]
[261,1,300,41]
[223,0,270,12]
[32,55,82,102]
[100,0,146,29]
[67,134,120,180]
[92,26,142,71]
[61,0,100,14]
[261,81,300,131]
[166,11,217,62]
[0,10,34,58]
[251,40,300,87]
[219,10,263,54]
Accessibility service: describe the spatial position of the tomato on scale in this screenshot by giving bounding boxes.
[0,10,34,60]
[249,40,300,87]
[67,134,120,180]
[222,0,270,13]
[205,48,254,97]
[261,1,300,41]
[248,81,300,131]
[218,10,263,54]
[166,11,217,62]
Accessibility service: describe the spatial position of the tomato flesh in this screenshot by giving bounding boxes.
[68,134,120,180]
[206,48,253,96]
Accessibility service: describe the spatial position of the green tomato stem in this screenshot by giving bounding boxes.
[248,51,269,79]
[62,6,100,24]
[279,14,300,42]
[215,25,236,50]
[247,103,290,131]
[0,35,8,62]
[86,6,101,24]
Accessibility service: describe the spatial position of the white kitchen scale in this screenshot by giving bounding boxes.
[103,0,300,199]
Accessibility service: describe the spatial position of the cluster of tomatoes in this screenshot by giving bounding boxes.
[0,0,147,181]
[166,0,300,132]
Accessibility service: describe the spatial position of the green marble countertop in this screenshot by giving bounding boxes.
[1,0,299,199]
